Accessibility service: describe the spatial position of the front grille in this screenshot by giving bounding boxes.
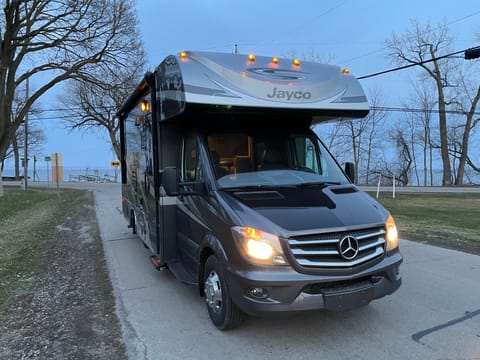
[287,227,385,268]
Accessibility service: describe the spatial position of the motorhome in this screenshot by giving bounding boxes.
[117,51,402,330]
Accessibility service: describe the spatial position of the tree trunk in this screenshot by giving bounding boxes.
[108,128,121,161]
[455,86,480,185]
[0,168,3,197]
[423,126,428,187]
[437,85,452,186]
[455,124,469,185]
[429,142,434,186]
[13,137,20,180]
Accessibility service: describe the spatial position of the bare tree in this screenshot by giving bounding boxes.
[449,75,480,184]
[6,124,46,179]
[376,127,413,186]
[361,88,387,184]
[0,0,139,196]
[0,81,45,179]
[403,81,437,186]
[283,48,335,64]
[323,87,387,184]
[60,44,146,160]
[385,19,460,186]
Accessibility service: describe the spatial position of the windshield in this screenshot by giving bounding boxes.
[207,131,349,189]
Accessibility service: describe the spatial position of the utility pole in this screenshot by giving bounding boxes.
[23,77,29,190]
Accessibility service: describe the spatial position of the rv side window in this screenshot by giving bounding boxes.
[181,136,202,182]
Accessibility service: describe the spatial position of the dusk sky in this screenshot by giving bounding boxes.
[4,0,480,179]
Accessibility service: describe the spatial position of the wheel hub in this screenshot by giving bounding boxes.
[205,270,222,313]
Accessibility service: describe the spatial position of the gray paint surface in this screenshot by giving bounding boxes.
[92,183,480,360]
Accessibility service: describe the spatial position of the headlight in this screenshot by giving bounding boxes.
[232,226,287,266]
[385,214,399,252]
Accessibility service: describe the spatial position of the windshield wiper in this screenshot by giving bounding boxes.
[295,181,340,188]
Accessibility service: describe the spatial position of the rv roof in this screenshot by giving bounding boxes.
[117,51,370,122]
[172,51,369,121]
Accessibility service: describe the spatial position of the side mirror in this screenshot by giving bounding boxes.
[345,162,355,183]
[163,167,178,196]
[162,166,207,196]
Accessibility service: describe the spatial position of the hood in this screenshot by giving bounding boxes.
[223,185,387,233]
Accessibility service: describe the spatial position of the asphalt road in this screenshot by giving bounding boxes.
[87,183,480,360]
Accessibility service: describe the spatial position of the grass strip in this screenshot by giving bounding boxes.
[0,187,80,313]
[371,192,480,254]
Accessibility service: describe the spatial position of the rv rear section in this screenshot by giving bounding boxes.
[117,51,402,329]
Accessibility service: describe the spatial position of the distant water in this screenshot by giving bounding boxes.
[2,166,120,183]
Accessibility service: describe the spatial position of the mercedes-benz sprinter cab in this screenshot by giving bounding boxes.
[117,51,402,330]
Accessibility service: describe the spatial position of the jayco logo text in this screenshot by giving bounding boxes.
[266,88,312,100]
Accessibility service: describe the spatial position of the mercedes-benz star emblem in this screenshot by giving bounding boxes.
[338,235,359,260]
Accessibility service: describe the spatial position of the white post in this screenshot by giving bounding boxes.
[376,173,382,199]
[393,175,396,199]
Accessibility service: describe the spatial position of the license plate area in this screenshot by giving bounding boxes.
[322,282,375,311]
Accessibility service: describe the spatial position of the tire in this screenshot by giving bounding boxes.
[203,255,244,330]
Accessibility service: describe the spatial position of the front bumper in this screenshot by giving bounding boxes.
[225,251,402,316]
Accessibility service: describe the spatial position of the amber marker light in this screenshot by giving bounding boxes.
[272,57,279,64]
[140,99,150,113]
[248,54,256,62]
[293,59,301,66]
[179,51,188,62]
[245,227,262,240]
[342,67,350,75]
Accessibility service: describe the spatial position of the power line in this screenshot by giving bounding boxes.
[358,48,467,79]
[371,106,480,116]
[447,9,480,25]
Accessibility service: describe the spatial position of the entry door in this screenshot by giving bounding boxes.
[176,135,208,276]
[142,117,157,252]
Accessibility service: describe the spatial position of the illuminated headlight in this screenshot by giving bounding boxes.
[385,214,399,252]
[232,227,287,266]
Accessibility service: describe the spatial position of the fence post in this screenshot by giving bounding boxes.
[393,175,396,199]
[376,173,382,199]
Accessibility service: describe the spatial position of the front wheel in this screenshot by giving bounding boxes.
[203,255,244,330]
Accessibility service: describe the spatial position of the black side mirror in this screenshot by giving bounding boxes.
[345,162,355,183]
[162,166,207,196]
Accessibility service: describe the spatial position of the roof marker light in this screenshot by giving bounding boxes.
[342,67,350,75]
[180,51,187,58]
[272,57,279,64]
[248,54,256,62]
[293,59,301,66]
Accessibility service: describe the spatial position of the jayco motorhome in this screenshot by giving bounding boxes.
[117,51,402,330]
